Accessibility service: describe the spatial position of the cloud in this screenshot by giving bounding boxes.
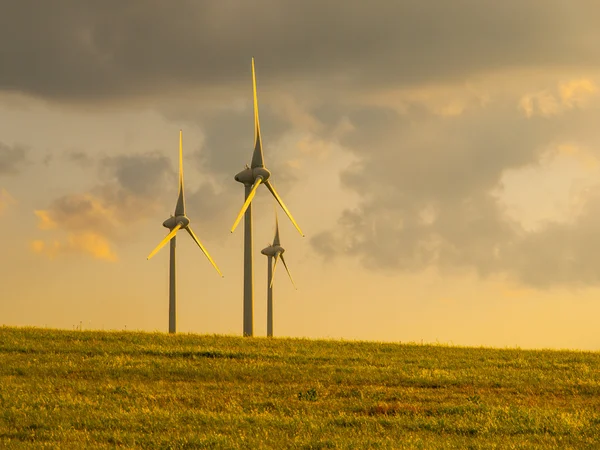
[31,152,174,261]
[184,182,237,239]
[64,150,94,168]
[100,152,173,197]
[0,142,28,175]
[560,79,598,107]
[519,91,562,118]
[0,189,17,215]
[519,79,598,118]
[2,1,600,102]
[503,188,600,287]
[29,239,60,259]
[6,1,600,289]
[35,192,119,237]
[30,232,117,262]
[310,81,600,288]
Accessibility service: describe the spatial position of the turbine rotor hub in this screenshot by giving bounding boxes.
[252,167,271,181]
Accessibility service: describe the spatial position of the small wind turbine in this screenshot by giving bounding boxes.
[231,57,304,337]
[148,130,223,334]
[261,211,296,338]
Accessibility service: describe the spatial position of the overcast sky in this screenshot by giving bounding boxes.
[2,1,600,349]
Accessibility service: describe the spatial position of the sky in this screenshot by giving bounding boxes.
[2,1,600,350]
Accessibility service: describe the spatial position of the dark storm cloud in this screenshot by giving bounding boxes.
[0,142,28,175]
[2,1,600,100]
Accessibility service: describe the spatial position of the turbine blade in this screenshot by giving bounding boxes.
[175,130,185,216]
[273,208,281,247]
[264,180,304,237]
[230,177,263,233]
[280,254,297,290]
[250,58,265,169]
[147,223,182,260]
[270,253,280,288]
[186,227,224,277]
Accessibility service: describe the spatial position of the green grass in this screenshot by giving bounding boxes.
[1,327,600,449]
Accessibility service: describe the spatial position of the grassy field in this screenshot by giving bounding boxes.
[1,327,599,449]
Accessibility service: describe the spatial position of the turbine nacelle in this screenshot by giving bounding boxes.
[261,245,284,257]
[163,215,190,230]
[234,167,271,186]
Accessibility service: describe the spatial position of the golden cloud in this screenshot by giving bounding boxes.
[29,239,61,260]
[519,91,561,118]
[29,232,117,262]
[34,193,119,234]
[519,78,598,118]
[31,186,159,262]
[67,232,118,262]
[559,79,598,107]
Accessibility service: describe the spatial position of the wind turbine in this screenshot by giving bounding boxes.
[261,211,296,338]
[231,57,304,337]
[148,130,223,334]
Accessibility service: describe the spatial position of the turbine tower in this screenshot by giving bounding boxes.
[148,130,223,334]
[261,211,296,338]
[231,58,304,337]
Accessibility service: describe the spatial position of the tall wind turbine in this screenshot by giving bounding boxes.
[261,211,296,338]
[148,130,223,334]
[231,58,304,337]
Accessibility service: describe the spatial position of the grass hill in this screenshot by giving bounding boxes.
[1,326,599,449]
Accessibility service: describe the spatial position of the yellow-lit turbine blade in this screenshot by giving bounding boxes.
[147,223,182,260]
[230,177,263,233]
[186,227,223,277]
[250,58,266,169]
[179,130,184,188]
[175,130,186,216]
[280,254,297,290]
[273,206,280,246]
[252,57,262,154]
[264,180,304,237]
[270,252,280,288]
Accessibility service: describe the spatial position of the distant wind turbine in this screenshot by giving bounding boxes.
[261,211,296,338]
[231,58,304,337]
[147,130,223,334]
